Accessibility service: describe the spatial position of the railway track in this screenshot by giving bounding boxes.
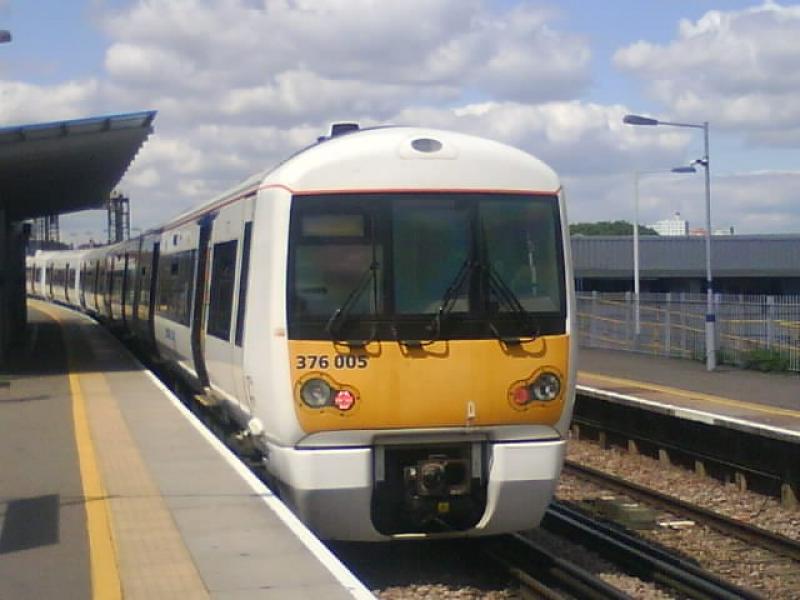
[484,497,762,600]
[564,460,800,563]
[482,533,632,600]
[541,501,762,600]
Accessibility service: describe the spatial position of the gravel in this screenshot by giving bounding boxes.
[331,435,800,599]
[561,437,800,599]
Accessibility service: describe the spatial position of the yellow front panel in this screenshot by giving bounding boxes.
[290,335,570,433]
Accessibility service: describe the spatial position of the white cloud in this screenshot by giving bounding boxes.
[0,79,100,125]
[395,101,689,175]
[614,2,800,145]
[9,1,800,241]
[100,0,590,104]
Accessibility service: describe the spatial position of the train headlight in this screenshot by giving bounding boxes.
[530,372,561,402]
[300,378,333,408]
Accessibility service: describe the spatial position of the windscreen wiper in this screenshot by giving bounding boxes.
[325,260,379,345]
[484,262,540,345]
[396,255,473,348]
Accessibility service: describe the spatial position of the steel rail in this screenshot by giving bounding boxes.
[543,501,764,600]
[564,460,800,562]
[481,534,633,600]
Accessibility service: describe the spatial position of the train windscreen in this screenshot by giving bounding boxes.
[288,193,565,341]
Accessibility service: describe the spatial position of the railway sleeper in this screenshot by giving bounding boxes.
[571,418,797,508]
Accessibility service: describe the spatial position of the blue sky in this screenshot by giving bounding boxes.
[2,1,799,240]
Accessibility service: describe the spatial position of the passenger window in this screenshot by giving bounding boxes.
[207,239,238,340]
[156,250,196,326]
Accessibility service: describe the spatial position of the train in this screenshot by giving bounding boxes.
[27,123,577,541]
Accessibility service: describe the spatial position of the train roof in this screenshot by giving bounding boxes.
[160,125,560,231]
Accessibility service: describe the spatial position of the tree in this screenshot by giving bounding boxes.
[569,220,659,236]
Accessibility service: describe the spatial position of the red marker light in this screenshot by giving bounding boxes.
[512,386,530,406]
[334,389,355,411]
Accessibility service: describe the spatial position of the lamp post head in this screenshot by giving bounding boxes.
[623,114,659,126]
[0,30,11,43]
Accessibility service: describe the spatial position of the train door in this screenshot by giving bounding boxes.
[101,256,111,319]
[203,200,248,403]
[154,225,201,380]
[111,253,125,323]
[232,202,255,412]
[64,262,71,304]
[80,263,87,308]
[126,240,142,330]
[120,251,130,326]
[190,215,214,388]
[135,235,160,349]
[93,260,102,313]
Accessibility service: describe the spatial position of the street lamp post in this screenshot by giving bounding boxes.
[624,114,716,371]
[632,166,696,337]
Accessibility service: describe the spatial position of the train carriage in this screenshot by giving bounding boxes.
[28,124,576,541]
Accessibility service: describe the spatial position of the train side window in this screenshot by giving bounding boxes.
[207,239,238,340]
[234,222,252,347]
[156,250,196,326]
[84,264,95,299]
[126,254,138,307]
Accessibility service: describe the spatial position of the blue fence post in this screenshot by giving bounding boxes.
[664,292,672,356]
[766,295,775,350]
[714,293,722,360]
[625,291,632,350]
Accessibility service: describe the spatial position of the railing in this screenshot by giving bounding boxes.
[577,292,800,373]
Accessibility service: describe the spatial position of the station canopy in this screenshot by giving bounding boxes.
[0,110,156,222]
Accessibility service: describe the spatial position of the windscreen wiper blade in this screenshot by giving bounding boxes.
[484,263,539,344]
[397,256,473,347]
[325,260,379,344]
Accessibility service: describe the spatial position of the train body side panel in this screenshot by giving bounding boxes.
[242,187,305,444]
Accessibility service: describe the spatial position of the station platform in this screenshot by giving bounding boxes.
[576,347,800,442]
[0,300,373,599]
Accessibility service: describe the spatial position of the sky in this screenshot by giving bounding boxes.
[2,0,800,244]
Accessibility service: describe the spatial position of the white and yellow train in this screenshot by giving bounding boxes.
[28,124,576,541]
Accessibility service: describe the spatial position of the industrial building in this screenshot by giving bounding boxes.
[572,235,800,294]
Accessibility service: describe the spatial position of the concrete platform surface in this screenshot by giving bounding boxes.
[577,347,800,440]
[0,301,374,600]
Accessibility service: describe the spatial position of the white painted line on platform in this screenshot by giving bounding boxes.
[577,384,800,441]
[142,369,376,600]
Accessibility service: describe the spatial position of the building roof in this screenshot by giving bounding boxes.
[0,110,156,222]
[572,235,800,278]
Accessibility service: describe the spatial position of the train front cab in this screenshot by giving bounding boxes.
[277,189,575,540]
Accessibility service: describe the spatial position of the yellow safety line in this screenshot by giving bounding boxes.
[67,372,122,600]
[578,370,800,419]
[36,303,122,599]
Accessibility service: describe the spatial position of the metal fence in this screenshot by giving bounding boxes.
[577,292,800,373]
